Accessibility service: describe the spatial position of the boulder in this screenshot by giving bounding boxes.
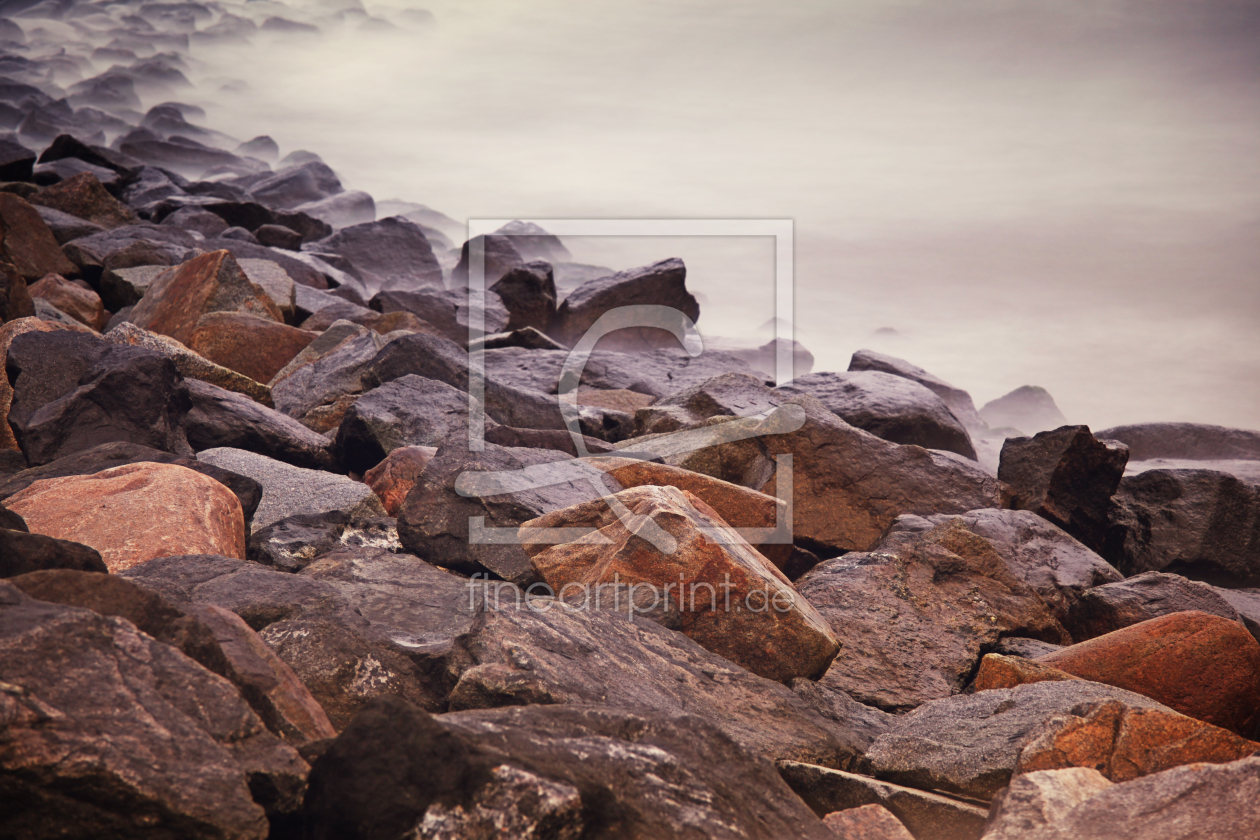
[1066,571,1242,641]
[482,424,616,457]
[247,511,401,572]
[0,580,304,839]
[447,233,525,288]
[247,160,342,210]
[99,264,168,310]
[269,326,396,430]
[522,485,840,683]
[363,445,436,516]
[26,272,106,329]
[0,136,35,181]
[309,216,442,297]
[0,317,61,450]
[294,190,375,228]
[184,379,336,470]
[6,330,193,466]
[848,348,986,431]
[0,192,79,280]
[1214,586,1260,644]
[0,260,35,321]
[1095,421,1260,461]
[821,804,914,840]
[1014,698,1260,783]
[34,204,106,244]
[796,520,1068,710]
[397,442,623,585]
[550,257,699,351]
[28,171,136,229]
[777,762,988,840]
[862,679,1175,800]
[1038,611,1260,737]
[980,385,1067,434]
[306,698,836,840]
[493,220,571,262]
[984,758,1260,840]
[489,259,556,333]
[5,462,246,572]
[335,374,483,475]
[236,258,296,320]
[128,249,283,345]
[781,370,976,458]
[972,653,1082,692]
[980,768,1115,840]
[1102,467,1260,586]
[999,425,1129,552]
[0,528,106,577]
[161,205,229,238]
[188,311,316,384]
[371,286,509,346]
[197,447,385,531]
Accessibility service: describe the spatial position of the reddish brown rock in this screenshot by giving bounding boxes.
[1038,611,1260,737]
[363,444,437,515]
[1,260,35,322]
[5,462,246,572]
[521,484,840,683]
[577,388,656,414]
[189,311,318,384]
[0,317,63,450]
[0,192,79,281]
[29,172,137,230]
[973,653,1081,692]
[128,250,283,345]
[27,273,107,330]
[822,804,915,840]
[1016,699,1260,783]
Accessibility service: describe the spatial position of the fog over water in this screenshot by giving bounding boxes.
[185,0,1260,430]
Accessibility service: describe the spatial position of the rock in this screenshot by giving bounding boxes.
[294,189,376,228]
[188,311,316,384]
[198,237,330,291]
[26,272,106,329]
[162,205,230,237]
[1095,421,1260,461]
[8,569,336,746]
[493,220,571,262]
[848,349,986,431]
[1066,572,1242,641]
[104,320,275,406]
[128,249,283,345]
[472,326,571,351]
[236,258,297,319]
[63,223,196,281]
[999,425,1129,552]
[0,581,304,839]
[522,485,840,683]
[448,233,525,288]
[981,768,1115,840]
[247,511,401,572]
[363,445,437,515]
[222,226,261,244]
[397,442,623,585]
[28,171,136,229]
[980,385,1067,434]
[790,678,898,751]
[1014,698,1260,783]
[99,264,167,310]
[309,216,443,297]
[1214,586,1260,644]
[972,653,1081,692]
[197,447,385,531]
[550,257,699,351]
[0,136,35,181]
[782,370,976,458]
[1128,457,1260,487]
[1,261,35,322]
[33,204,106,244]
[1101,468,1260,586]
[307,699,836,840]
[185,379,336,470]
[0,528,107,577]
[984,758,1260,840]
[796,520,1067,710]
[489,259,556,333]
[0,317,61,450]
[0,192,79,281]
[821,804,915,840]
[269,326,396,429]
[6,330,193,466]
[236,136,279,162]
[335,374,483,475]
[862,679,1174,800]
[32,296,92,330]
[5,462,246,572]
[371,286,509,346]
[777,762,988,840]
[255,222,301,250]
[482,424,616,457]
[878,509,1123,625]
[623,374,1006,555]
[247,160,342,209]
[1038,611,1260,737]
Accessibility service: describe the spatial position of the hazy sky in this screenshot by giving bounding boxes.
[188,0,1260,430]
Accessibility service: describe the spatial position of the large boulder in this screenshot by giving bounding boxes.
[1101,467,1260,586]
[521,485,840,683]
[184,379,336,470]
[197,447,384,531]
[0,261,36,322]
[187,311,316,384]
[0,193,79,281]
[305,698,836,840]
[848,348,986,431]
[0,528,107,577]
[796,520,1068,710]
[5,330,193,466]
[370,286,509,346]
[998,425,1129,552]
[5,462,246,572]
[980,385,1067,434]
[246,160,342,209]
[1095,421,1260,461]
[103,321,275,406]
[550,258,699,350]
[362,445,436,516]
[27,273,107,330]
[1038,611,1260,737]
[0,580,304,839]
[308,216,443,297]
[0,317,62,450]
[28,171,136,229]
[489,260,556,333]
[447,233,525,288]
[246,511,401,572]
[269,327,399,432]
[335,375,479,475]
[1065,571,1242,641]
[781,370,976,458]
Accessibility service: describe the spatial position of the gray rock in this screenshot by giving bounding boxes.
[981,768,1114,840]
[294,190,375,229]
[447,233,525,288]
[269,328,396,425]
[99,264,168,311]
[863,680,1173,800]
[849,348,986,431]
[780,370,976,458]
[1096,421,1260,462]
[185,379,336,470]
[1066,571,1242,640]
[371,286,509,346]
[790,678,897,753]
[996,637,1065,658]
[777,761,988,840]
[247,160,342,210]
[489,260,556,333]
[1127,457,1260,488]
[550,258,699,351]
[197,447,384,530]
[237,258,295,320]
[247,511,400,572]
[1213,587,1260,645]
[308,216,443,298]
[980,385,1067,434]
[33,203,105,244]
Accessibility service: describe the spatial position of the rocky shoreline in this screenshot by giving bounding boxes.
[2,2,1260,839]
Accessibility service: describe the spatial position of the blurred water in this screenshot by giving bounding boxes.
[182,0,1260,430]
